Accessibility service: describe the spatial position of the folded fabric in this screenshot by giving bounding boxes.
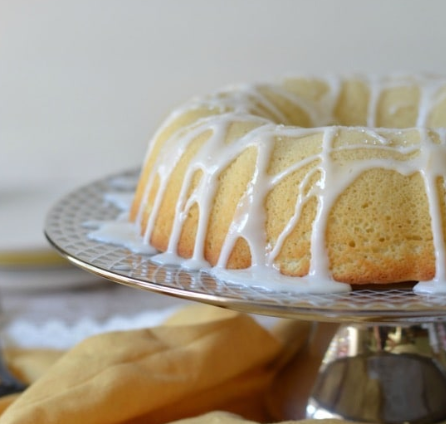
[167,410,354,424]
[5,348,64,384]
[168,411,260,424]
[0,304,311,424]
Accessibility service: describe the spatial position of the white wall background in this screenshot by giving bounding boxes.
[2,0,446,190]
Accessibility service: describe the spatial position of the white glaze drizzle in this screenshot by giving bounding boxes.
[87,184,157,255]
[103,192,135,211]
[88,221,157,255]
[96,75,446,294]
[366,74,381,127]
[414,127,446,293]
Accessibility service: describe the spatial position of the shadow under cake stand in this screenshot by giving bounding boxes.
[44,170,446,424]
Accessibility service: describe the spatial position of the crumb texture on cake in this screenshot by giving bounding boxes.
[130,75,446,286]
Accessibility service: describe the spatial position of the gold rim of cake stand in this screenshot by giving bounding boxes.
[44,168,446,323]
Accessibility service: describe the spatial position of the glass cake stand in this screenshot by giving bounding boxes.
[44,170,446,424]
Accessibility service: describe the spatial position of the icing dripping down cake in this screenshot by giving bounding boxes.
[128,75,446,293]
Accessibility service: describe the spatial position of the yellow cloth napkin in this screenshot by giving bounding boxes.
[0,304,311,424]
[168,411,354,424]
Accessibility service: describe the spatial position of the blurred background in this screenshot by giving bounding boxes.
[3,0,446,189]
[1,0,446,313]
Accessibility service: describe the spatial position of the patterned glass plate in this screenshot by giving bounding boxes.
[44,169,446,323]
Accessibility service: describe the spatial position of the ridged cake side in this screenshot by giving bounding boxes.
[130,75,446,287]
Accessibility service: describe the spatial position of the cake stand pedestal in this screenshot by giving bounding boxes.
[44,170,446,424]
[267,320,446,424]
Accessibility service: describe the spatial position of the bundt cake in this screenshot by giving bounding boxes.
[129,74,446,293]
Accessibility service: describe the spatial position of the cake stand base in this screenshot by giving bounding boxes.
[268,321,446,424]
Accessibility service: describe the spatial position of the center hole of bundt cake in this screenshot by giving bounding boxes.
[268,78,440,129]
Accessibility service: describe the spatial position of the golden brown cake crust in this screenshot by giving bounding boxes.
[131,75,446,287]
